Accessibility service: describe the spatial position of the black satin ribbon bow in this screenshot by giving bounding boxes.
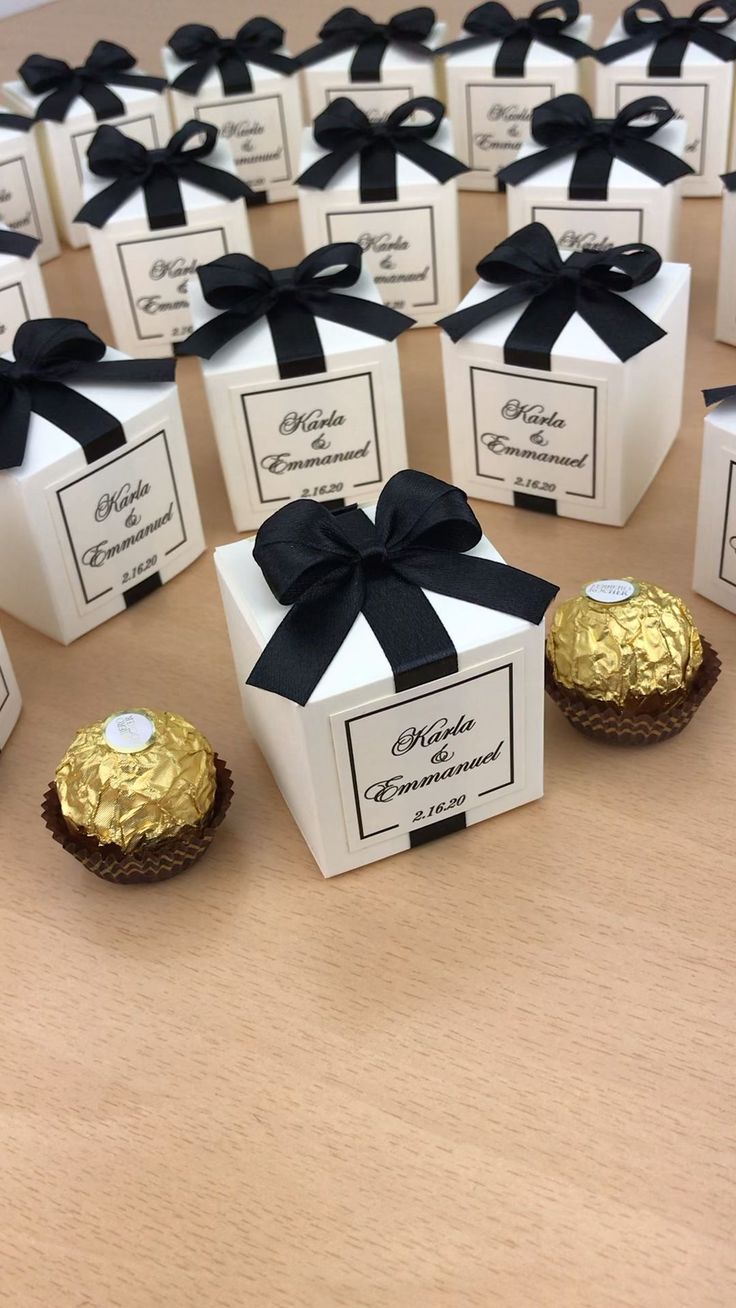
[597,1,736,77]
[439,2,592,76]
[298,96,469,201]
[176,243,414,376]
[438,222,666,369]
[75,120,255,230]
[703,383,736,403]
[19,41,166,123]
[297,6,436,80]
[497,93,693,199]
[0,229,39,259]
[168,19,294,96]
[246,468,558,705]
[0,318,174,471]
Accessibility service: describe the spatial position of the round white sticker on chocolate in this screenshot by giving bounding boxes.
[103,711,156,753]
[584,579,637,605]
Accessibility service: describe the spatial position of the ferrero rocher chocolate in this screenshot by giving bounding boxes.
[55,709,217,851]
[547,579,704,712]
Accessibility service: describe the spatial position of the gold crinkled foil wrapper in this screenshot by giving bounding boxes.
[546,580,704,711]
[55,710,217,851]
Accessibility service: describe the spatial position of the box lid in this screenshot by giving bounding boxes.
[79,136,241,225]
[302,21,445,74]
[600,16,736,69]
[3,74,162,122]
[444,14,592,67]
[511,116,687,190]
[298,117,456,192]
[161,43,294,95]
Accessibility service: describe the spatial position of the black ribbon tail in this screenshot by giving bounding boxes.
[503,284,577,370]
[267,299,326,378]
[649,32,690,77]
[144,171,186,231]
[350,34,389,81]
[360,139,400,202]
[569,144,614,201]
[495,32,533,77]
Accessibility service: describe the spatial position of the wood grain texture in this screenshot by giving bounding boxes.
[1,2,735,1305]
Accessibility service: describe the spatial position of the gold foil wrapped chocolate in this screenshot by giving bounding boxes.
[55,709,217,851]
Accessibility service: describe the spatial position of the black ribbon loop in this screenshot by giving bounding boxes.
[497,93,693,199]
[0,318,175,471]
[438,222,665,369]
[246,468,559,705]
[176,242,414,377]
[74,120,256,230]
[703,383,736,404]
[597,1,736,76]
[298,96,469,201]
[19,41,166,123]
[438,2,592,75]
[168,19,294,96]
[297,6,436,80]
[0,228,39,259]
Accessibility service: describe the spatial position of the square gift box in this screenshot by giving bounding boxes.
[163,20,303,203]
[693,387,736,614]
[439,222,690,527]
[298,97,467,327]
[0,318,205,645]
[499,94,690,259]
[0,623,22,750]
[0,226,50,351]
[180,243,413,532]
[297,7,446,123]
[215,469,558,878]
[596,3,736,198]
[441,1,594,192]
[76,120,254,357]
[3,41,171,248]
[0,111,59,263]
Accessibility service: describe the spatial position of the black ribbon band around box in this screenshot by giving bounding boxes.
[0,111,35,133]
[246,467,558,707]
[297,96,469,202]
[168,19,295,96]
[0,318,175,471]
[297,6,437,81]
[74,120,256,230]
[597,1,736,78]
[176,242,414,378]
[438,1,592,76]
[497,93,693,199]
[19,40,166,123]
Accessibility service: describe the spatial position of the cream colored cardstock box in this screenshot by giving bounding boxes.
[443,14,593,192]
[215,510,546,878]
[3,78,172,248]
[0,356,205,644]
[0,624,21,749]
[504,118,687,259]
[162,46,303,202]
[595,18,736,197]
[0,116,59,262]
[441,260,690,526]
[298,120,460,327]
[693,396,736,614]
[300,21,446,123]
[715,187,736,346]
[79,141,253,357]
[189,268,408,532]
[0,231,50,350]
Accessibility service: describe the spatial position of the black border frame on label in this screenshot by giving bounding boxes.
[0,278,30,344]
[0,661,9,715]
[614,80,709,178]
[718,456,736,587]
[0,153,41,243]
[70,113,160,185]
[343,662,516,843]
[530,204,645,247]
[194,93,291,187]
[116,226,230,342]
[465,79,554,174]
[325,204,438,309]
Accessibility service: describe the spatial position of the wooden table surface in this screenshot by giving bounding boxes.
[1,2,735,1305]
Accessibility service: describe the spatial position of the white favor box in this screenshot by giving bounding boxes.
[0,624,21,750]
[0,116,59,262]
[301,21,446,123]
[216,507,546,878]
[0,229,50,350]
[504,117,687,258]
[162,46,303,202]
[79,141,253,357]
[0,354,205,644]
[693,396,736,613]
[189,269,409,532]
[443,14,593,191]
[441,260,690,526]
[298,120,460,327]
[2,77,171,248]
[715,187,736,345]
[596,18,736,197]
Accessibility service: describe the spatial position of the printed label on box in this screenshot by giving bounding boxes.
[237,371,384,506]
[0,155,41,241]
[71,113,160,184]
[0,280,30,345]
[50,428,188,615]
[531,204,644,251]
[718,456,736,587]
[326,205,437,313]
[325,84,414,121]
[614,81,708,176]
[332,656,521,849]
[470,365,603,503]
[116,227,229,343]
[466,81,554,173]
[194,95,290,190]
